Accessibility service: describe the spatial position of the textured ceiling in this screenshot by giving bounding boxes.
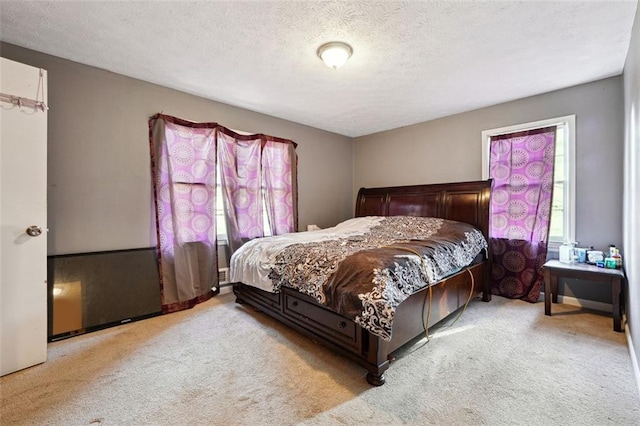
[0,1,637,137]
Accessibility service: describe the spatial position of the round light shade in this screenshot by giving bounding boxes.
[317,42,353,70]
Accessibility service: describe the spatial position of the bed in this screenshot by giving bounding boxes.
[232,179,492,385]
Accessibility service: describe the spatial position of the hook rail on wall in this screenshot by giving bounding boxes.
[0,92,48,112]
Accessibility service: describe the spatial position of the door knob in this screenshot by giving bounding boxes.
[26,226,42,237]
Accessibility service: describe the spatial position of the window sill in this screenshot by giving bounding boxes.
[547,242,560,253]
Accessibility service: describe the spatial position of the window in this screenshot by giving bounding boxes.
[482,115,576,250]
[215,129,271,243]
[215,177,227,239]
[215,164,272,242]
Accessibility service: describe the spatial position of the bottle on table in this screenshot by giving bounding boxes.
[612,248,622,269]
[559,242,575,264]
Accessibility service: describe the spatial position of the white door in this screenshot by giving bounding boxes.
[0,58,48,376]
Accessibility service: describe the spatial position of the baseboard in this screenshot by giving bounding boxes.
[626,324,640,399]
[539,292,612,313]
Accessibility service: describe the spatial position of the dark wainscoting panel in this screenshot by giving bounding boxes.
[47,247,162,341]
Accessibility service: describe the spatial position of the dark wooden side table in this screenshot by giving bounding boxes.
[543,259,625,332]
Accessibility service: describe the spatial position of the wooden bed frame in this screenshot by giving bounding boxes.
[233,179,492,385]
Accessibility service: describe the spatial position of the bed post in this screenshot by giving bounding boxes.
[482,179,493,302]
[365,335,390,386]
[483,263,492,302]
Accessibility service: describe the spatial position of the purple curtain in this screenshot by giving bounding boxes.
[262,139,298,236]
[149,114,219,313]
[218,130,298,253]
[218,130,264,253]
[489,127,556,302]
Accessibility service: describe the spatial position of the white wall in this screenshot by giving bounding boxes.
[354,77,625,303]
[0,43,354,256]
[622,1,640,387]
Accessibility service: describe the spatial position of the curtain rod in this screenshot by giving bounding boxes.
[0,92,48,112]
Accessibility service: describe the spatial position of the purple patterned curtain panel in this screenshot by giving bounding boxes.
[262,139,298,236]
[489,127,556,302]
[218,130,264,254]
[149,115,219,313]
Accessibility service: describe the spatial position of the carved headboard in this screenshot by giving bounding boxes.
[355,180,493,242]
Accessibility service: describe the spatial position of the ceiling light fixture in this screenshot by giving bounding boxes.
[317,42,353,70]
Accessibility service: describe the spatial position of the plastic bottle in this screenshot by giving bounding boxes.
[613,248,622,269]
[559,242,575,263]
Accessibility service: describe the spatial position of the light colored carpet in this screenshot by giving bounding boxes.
[1,292,638,425]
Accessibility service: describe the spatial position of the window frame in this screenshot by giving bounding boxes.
[481,115,576,251]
